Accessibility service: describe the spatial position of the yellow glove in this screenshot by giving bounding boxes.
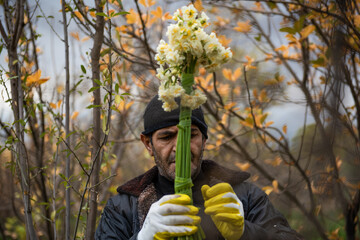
[137,194,200,240]
[201,183,245,240]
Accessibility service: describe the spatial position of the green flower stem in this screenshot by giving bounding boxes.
[173,73,205,240]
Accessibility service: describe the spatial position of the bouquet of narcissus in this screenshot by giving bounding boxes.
[154,4,232,240]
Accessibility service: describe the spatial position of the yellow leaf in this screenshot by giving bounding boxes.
[57,100,62,108]
[126,9,138,25]
[300,25,315,40]
[282,124,287,134]
[71,111,79,120]
[194,0,204,12]
[233,20,252,33]
[70,32,80,41]
[272,180,279,193]
[74,11,84,22]
[235,162,251,171]
[262,186,273,195]
[115,95,122,105]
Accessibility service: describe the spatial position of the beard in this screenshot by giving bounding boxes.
[151,142,205,181]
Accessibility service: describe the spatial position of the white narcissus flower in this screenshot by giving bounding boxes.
[155,4,232,111]
[181,90,207,110]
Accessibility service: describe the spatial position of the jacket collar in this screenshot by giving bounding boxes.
[117,160,250,197]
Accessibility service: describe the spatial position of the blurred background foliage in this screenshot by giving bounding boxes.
[0,0,360,239]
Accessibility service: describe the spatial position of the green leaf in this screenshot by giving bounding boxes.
[66,131,76,139]
[116,73,122,85]
[88,86,100,93]
[254,34,261,41]
[121,92,130,96]
[113,12,130,17]
[96,12,108,18]
[81,65,86,74]
[115,83,119,93]
[294,15,305,33]
[100,48,111,57]
[279,27,297,35]
[86,104,102,109]
[94,78,102,86]
[59,173,67,181]
[311,57,325,67]
[267,2,277,9]
[0,44,3,55]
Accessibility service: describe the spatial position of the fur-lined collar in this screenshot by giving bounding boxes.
[117,160,250,196]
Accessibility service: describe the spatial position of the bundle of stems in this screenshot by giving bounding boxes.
[173,71,205,240]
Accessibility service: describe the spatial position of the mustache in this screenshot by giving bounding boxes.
[167,153,195,163]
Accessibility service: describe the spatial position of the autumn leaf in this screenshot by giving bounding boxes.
[217,35,232,47]
[282,124,287,134]
[71,111,79,120]
[26,69,50,87]
[194,0,204,12]
[272,180,279,193]
[300,25,315,41]
[233,20,252,33]
[235,162,251,171]
[354,15,360,28]
[74,11,84,22]
[262,186,273,195]
[126,9,138,25]
[150,6,163,18]
[70,32,80,41]
[244,56,256,70]
[139,0,155,7]
[50,103,57,109]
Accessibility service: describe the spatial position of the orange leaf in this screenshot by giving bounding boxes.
[222,68,232,81]
[233,20,252,33]
[50,103,57,109]
[74,11,84,22]
[150,6,163,18]
[265,121,274,127]
[217,35,232,47]
[26,69,50,87]
[235,162,251,171]
[233,68,242,80]
[70,32,80,41]
[194,0,204,12]
[71,111,79,120]
[282,124,287,134]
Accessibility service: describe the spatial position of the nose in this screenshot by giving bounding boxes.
[172,139,177,152]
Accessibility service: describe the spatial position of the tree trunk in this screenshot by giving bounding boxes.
[85,0,105,239]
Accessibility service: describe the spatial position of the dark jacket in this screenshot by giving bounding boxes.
[95,160,303,240]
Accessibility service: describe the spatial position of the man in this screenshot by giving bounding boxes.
[95,96,303,240]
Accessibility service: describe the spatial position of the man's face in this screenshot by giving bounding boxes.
[141,125,206,181]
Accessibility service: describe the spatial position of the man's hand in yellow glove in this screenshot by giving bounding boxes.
[137,194,200,240]
[201,183,245,240]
